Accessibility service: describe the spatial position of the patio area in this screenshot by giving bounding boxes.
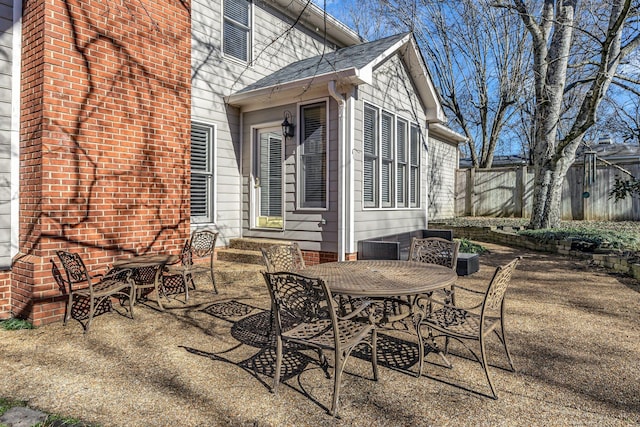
[1,242,639,426]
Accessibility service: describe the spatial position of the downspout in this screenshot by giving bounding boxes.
[328,81,346,261]
[424,121,433,229]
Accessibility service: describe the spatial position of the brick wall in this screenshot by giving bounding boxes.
[0,272,10,320]
[13,0,192,325]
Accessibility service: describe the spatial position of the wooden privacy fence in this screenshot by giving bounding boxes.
[456,161,640,220]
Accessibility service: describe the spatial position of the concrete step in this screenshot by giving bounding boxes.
[229,237,292,251]
[214,260,264,284]
[217,247,265,266]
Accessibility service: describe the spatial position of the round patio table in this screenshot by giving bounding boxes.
[302,259,457,376]
[301,260,457,297]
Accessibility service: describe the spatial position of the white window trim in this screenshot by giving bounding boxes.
[191,121,217,224]
[221,0,254,65]
[297,98,330,211]
[362,102,422,210]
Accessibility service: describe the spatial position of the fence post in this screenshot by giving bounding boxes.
[467,168,476,216]
[516,165,527,217]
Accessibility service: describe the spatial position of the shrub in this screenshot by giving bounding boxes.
[457,238,488,254]
[518,227,640,252]
[0,319,35,331]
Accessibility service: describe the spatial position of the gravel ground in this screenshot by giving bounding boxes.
[1,243,639,426]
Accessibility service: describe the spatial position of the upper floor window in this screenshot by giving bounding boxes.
[223,0,252,62]
[363,103,421,209]
[191,122,215,223]
[299,102,327,209]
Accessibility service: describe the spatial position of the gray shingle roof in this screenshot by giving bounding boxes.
[236,32,410,94]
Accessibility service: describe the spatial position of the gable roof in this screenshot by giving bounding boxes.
[226,33,445,122]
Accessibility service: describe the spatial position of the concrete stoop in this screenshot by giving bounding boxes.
[216,238,293,267]
[214,260,265,284]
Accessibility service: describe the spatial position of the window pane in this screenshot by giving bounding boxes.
[191,123,213,221]
[381,113,393,160]
[190,175,209,218]
[223,21,248,61]
[260,135,282,217]
[410,124,420,207]
[363,105,379,207]
[363,105,377,156]
[397,164,405,206]
[363,158,376,205]
[224,0,249,26]
[223,0,251,62]
[396,119,407,207]
[397,119,407,162]
[301,103,326,208]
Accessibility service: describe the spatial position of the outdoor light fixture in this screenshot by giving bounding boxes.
[282,111,295,139]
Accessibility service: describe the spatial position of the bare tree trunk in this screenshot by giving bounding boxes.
[506,0,640,229]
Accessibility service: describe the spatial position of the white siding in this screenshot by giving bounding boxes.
[0,0,14,268]
[241,99,339,253]
[191,0,340,246]
[353,54,429,242]
[427,136,458,220]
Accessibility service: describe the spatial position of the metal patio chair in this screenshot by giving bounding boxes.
[260,242,306,273]
[415,257,521,398]
[56,250,135,333]
[408,236,461,305]
[164,230,219,300]
[408,236,460,271]
[262,271,378,417]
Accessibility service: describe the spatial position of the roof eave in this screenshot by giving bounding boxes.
[397,38,446,123]
[226,68,364,107]
[429,122,467,144]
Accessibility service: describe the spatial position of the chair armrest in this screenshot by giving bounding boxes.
[103,268,133,283]
[335,297,376,323]
[415,292,481,313]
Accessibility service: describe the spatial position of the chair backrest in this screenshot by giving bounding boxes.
[261,243,306,272]
[187,230,218,268]
[262,271,335,336]
[408,237,460,270]
[482,257,521,313]
[56,250,91,290]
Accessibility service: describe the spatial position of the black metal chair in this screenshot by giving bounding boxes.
[262,271,378,417]
[415,257,521,398]
[56,250,135,333]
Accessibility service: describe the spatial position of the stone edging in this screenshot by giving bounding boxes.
[429,224,640,281]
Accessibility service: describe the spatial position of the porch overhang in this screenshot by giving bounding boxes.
[225,68,367,110]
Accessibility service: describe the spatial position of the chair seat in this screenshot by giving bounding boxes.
[75,278,132,298]
[284,318,375,349]
[423,306,500,338]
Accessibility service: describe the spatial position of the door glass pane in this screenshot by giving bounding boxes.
[259,133,282,218]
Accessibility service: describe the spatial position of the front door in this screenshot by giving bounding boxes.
[252,127,283,229]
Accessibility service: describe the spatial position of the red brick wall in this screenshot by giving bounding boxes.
[14,0,192,325]
[301,251,356,266]
[0,272,10,320]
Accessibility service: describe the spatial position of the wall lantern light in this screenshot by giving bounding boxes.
[282,111,295,139]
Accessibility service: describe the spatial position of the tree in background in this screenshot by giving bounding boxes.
[500,0,640,228]
[342,0,530,168]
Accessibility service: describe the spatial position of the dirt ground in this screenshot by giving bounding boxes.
[1,243,639,426]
